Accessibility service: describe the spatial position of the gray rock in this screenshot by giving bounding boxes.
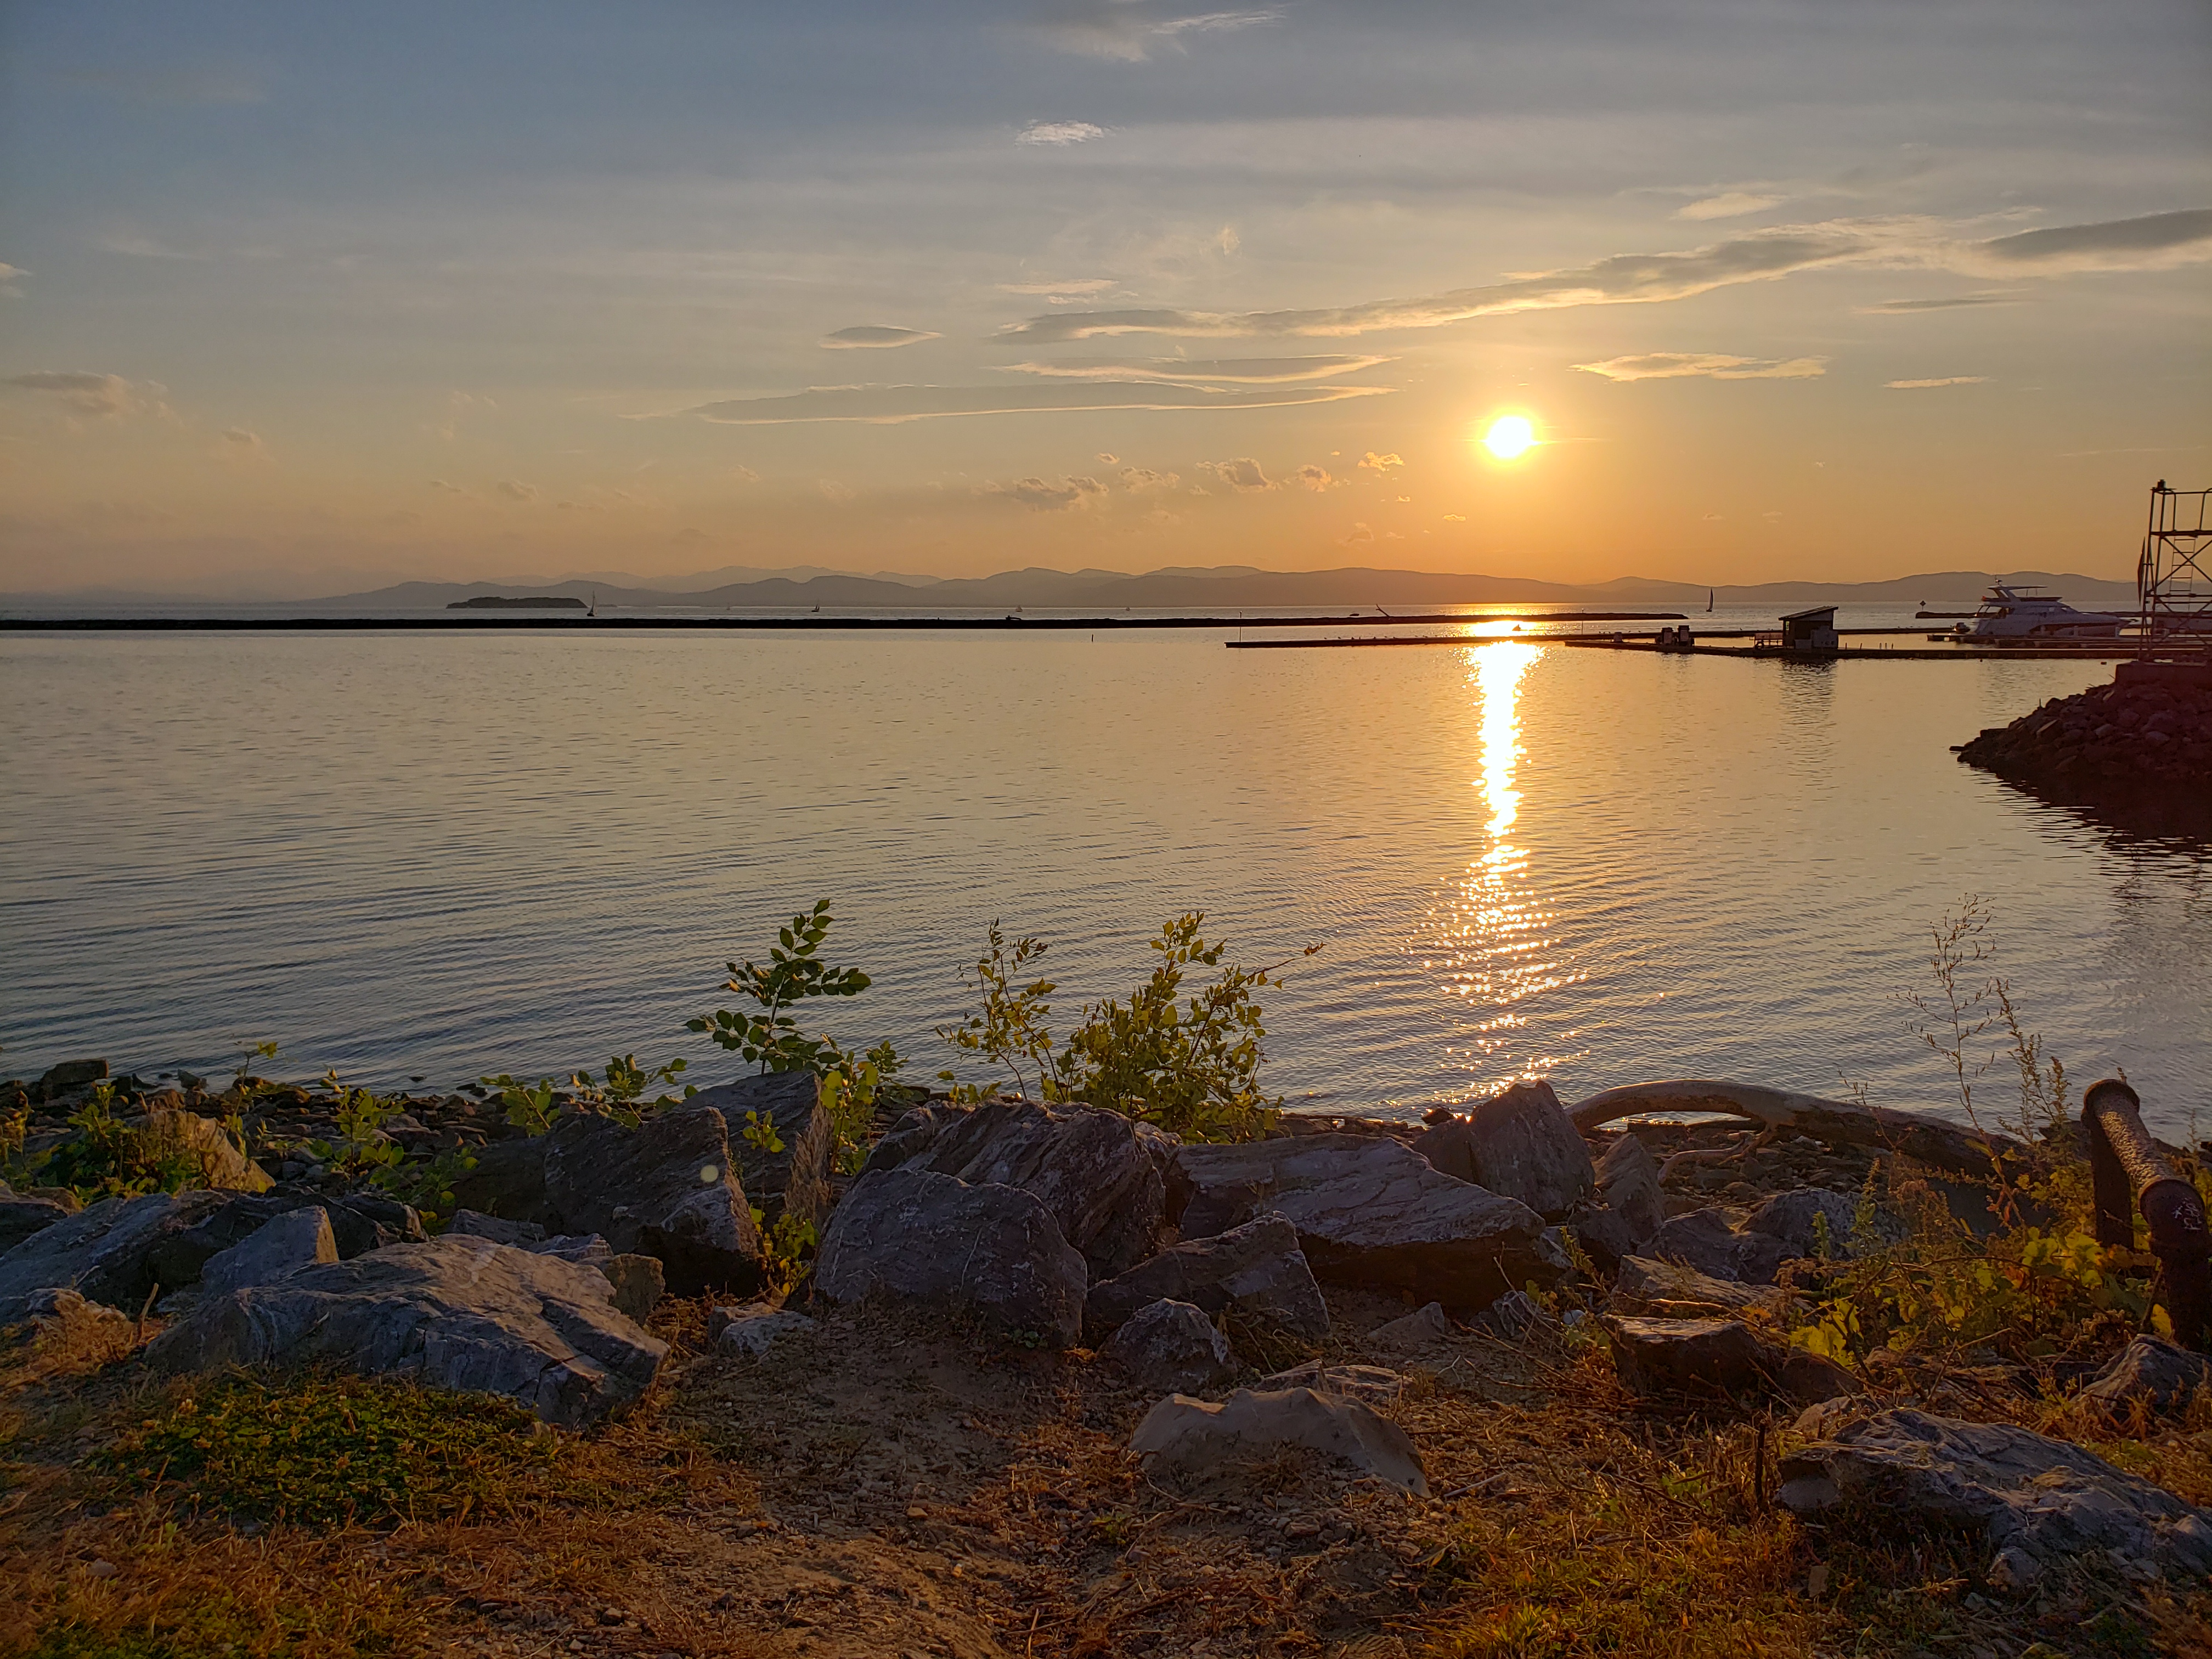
[199,1207,338,1295]
[1084,1214,1330,1341]
[1131,1386,1427,1494]
[32,1059,108,1102]
[0,1184,73,1255]
[153,1192,422,1283]
[147,1235,668,1427]
[131,1109,274,1193]
[1171,1135,1567,1311]
[1604,1314,1769,1397]
[1367,1301,1455,1355]
[1101,1299,1234,1393]
[1256,1361,1405,1405]
[1482,1288,1549,1340]
[599,1254,664,1323]
[445,1135,554,1228]
[2081,1336,2212,1418]
[710,1302,817,1357]
[860,1098,1164,1278]
[445,1210,548,1246]
[1567,1206,1643,1275]
[1651,1207,1787,1285]
[1609,1255,1789,1320]
[691,1072,836,1232]
[1594,1135,1663,1244]
[814,1166,1087,1347]
[1778,1409,2212,1582]
[530,1234,614,1266]
[0,1190,229,1322]
[1744,1188,1897,1261]
[1432,1081,1594,1220]
[541,1106,762,1295]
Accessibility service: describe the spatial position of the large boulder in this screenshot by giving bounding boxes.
[861,1098,1164,1278]
[445,1135,554,1228]
[1414,1081,1593,1221]
[1101,1299,1234,1393]
[1779,1409,2212,1584]
[133,1109,274,1193]
[814,1166,1087,1346]
[147,1235,668,1427]
[1171,1135,1567,1311]
[199,1207,338,1295]
[1084,1214,1330,1340]
[541,1106,762,1295]
[0,1183,74,1255]
[691,1072,836,1232]
[0,1190,229,1322]
[1593,1135,1663,1244]
[2080,1336,2212,1419]
[1131,1387,1427,1495]
[1651,1208,1787,1285]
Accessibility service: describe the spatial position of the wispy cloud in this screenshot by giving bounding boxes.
[0,263,24,297]
[1000,208,2212,343]
[998,354,1390,384]
[1676,191,1787,221]
[496,479,539,501]
[1036,4,1282,63]
[998,278,1118,296]
[821,325,942,349]
[1886,376,1987,389]
[1857,291,2024,314]
[1576,352,1827,382]
[215,427,268,461]
[1119,467,1181,490]
[984,474,1108,510]
[1291,463,1335,490]
[2,369,169,417]
[1018,121,1107,146]
[674,381,1388,425]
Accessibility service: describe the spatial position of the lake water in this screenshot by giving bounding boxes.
[4,613,2207,1138]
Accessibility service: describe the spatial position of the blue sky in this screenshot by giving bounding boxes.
[3,1,2208,594]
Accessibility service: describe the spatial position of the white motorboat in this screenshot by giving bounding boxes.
[1963,583,2126,640]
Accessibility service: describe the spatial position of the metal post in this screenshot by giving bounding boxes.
[2083,1077,2210,1350]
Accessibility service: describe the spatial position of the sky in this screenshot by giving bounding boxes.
[2,0,2208,597]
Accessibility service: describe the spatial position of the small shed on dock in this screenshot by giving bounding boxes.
[1779,605,1839,651]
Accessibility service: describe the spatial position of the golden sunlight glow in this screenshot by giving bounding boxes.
[1480,414,1538,460]
[1419,641,1585,1096]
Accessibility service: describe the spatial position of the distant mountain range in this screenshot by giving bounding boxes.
[305,565,2141,612]
[4,564,2141,613]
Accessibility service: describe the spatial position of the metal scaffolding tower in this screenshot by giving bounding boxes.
[2137,480,2212,650]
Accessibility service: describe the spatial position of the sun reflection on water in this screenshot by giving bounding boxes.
[1425,641,1584,1094]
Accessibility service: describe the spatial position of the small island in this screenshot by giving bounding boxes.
[445,596,589,611]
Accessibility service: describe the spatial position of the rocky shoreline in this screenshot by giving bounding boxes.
[4,1058,2210,1656]
[1957,660,2212,795]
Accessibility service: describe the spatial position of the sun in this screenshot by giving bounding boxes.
[1480,414,1538,460]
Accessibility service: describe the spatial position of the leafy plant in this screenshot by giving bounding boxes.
[481,1071,561,1136]
[689,900,874,1075]
[306,1072,474,1221]
[753,1210,820,1295]
[937,911,1316,1143]
[37,1082,202,1203]
[566,1053,693,1128]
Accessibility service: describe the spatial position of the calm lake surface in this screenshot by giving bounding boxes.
[4,616,2207,1137]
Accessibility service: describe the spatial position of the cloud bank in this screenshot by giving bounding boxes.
[1887,377,1988,389]
[1036,4,1281,62]
[998,354,1389,384]
[1576,352,1827,382]
[3,369,168,417]
[985,474,1108,510]
[676,381,1388,425]
[1018,121,1107,146]
[998,208,2212,343]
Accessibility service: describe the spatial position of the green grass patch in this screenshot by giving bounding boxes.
[100,1373,556,1527]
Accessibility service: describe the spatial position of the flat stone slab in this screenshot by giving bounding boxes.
[1779,1408,2212,1583]
[710,1302,819,1358]
[1650,1207,1786,1285]
[199,1206,338,1295]
[1085,1214,1329,1340]
[1171,1135,1567,1311]
[1367,1301,1455,1355]
[1132,1386,1426,1494]
[1609,1255,1789,1321]
[148,1234,668,1427]
[0,1190,229,1323]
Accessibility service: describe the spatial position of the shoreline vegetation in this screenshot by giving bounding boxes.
[4,905,2210,1658]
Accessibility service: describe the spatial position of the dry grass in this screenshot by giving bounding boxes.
[4,1284,2210,1659]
